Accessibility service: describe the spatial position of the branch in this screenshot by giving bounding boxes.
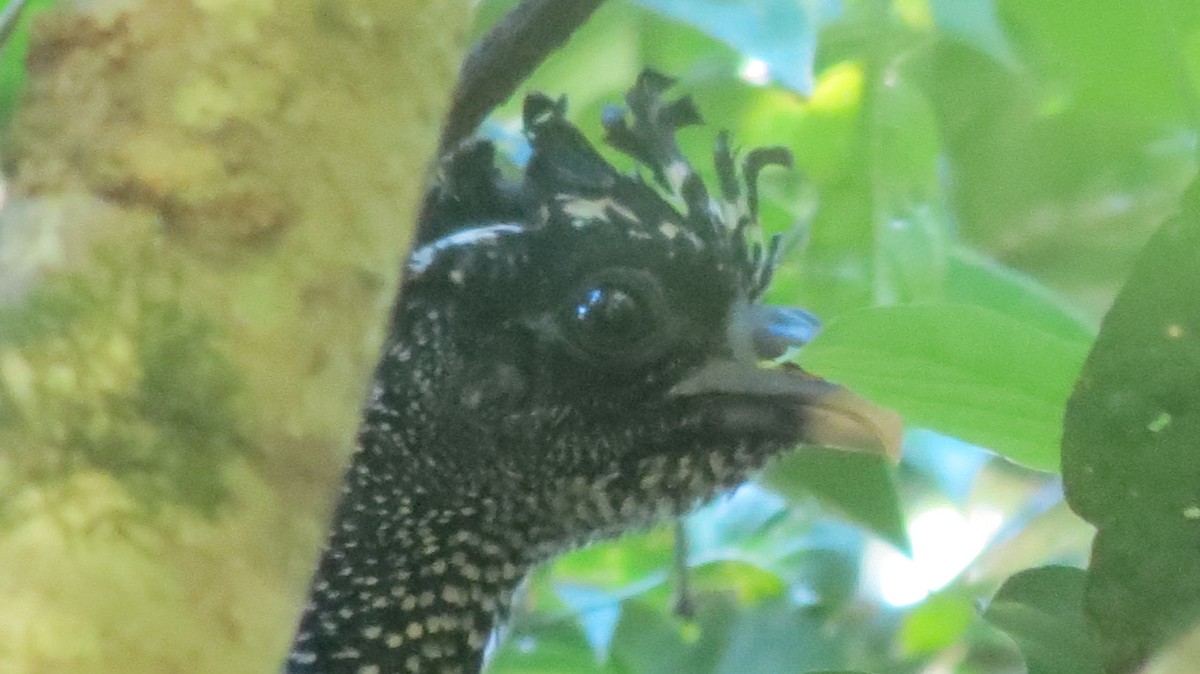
[437,0,609,154]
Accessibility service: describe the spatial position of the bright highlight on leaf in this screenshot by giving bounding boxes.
[738,58,770,86]
[863,505,1002,606]
[809,61,864,113]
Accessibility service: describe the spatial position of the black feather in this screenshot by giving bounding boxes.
[282,71,883,674]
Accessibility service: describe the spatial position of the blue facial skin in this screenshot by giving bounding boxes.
[751,305,822,359]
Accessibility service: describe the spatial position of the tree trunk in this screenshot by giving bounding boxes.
[0,1,470,671]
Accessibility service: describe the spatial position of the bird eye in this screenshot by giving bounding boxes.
[567,269,666,360]
[575,286,645,341]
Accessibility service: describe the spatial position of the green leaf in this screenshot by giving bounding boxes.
[608,596,737,674]
[900,591,976,656]
[796,304,1091,471]
[759,55,956,320]
[1000,0,1198,122]
[929,0,1018,67]
[751,63,873,319]
[1061,178,1200,672]
[774,548,860,613]
[552,526,674,591]
[713,599,846,674]
[759,450,908,552]
[947,248,1096,344]
[871,79,952,307]
[0,0,54,126]
[1062,181,1200,524]
[688,560,787,604]
[982,566,1103,674]
[489,618,612,674]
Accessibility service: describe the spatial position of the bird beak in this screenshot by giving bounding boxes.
[668,303,904,462]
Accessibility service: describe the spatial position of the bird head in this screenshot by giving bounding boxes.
[377,70,902,554]
[291,69,902,674]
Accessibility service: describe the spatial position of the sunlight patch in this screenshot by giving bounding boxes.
[865,505,1003,607]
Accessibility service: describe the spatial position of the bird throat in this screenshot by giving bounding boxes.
[287,442,532,673]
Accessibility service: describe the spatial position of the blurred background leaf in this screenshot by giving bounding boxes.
[0,0,52,126]
[761,450,909,552]
[797,304,1090,471]
[1061,181,1200,672]
[982,566,1103,674]
[3,0,1198,670]
[460,0,1200,670]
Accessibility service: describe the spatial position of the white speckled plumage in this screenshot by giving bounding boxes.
[286,71,899,674]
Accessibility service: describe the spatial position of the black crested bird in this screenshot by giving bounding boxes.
[286,71,902,674]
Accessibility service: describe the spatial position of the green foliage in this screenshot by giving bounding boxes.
[899,590,975,655]
[982,566,1102,674]
[3,0,1197,671]
[761,450,908,551]
[1000,0,1199,123]
[458,0,1200,670]
[0,0,53,126]
[1061,181,1200,672]
[798,304,1090,471]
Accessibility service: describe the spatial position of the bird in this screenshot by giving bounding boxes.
[285,70,902,674]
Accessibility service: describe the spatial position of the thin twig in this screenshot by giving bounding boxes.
[437,0,609,154]
[672,517,696,619]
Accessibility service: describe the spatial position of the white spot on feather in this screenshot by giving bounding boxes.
[406,223,524,274]
[559,195,638,224]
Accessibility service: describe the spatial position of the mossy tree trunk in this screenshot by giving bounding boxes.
[0,1,470,671]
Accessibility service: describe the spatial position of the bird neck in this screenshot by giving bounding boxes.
[288,433,530,673]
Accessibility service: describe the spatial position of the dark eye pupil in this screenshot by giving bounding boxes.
[574,286,645,343]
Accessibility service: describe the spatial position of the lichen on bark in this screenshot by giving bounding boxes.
[0,0,470,670]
